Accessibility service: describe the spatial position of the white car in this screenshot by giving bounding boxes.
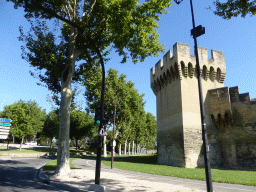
[25,141,37,146]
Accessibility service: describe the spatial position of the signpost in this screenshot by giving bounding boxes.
[98,128,106,136]
[0,119,12,140]
[0,135,8,139]
[0,123,11,126]
[0,118,12,123]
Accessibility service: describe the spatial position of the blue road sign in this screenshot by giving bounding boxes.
[0,118,12,123]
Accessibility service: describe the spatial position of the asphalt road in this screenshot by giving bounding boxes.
[0,156,68,192]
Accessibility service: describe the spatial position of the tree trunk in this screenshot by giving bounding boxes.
[132,140,134,155]
[50,138,53,149]
[128,143,130,155]
[103,136,107,157]
[119,144,121,156]
[19,138,23,151]
[13,135,15,144]
[54,25,78,178]
[124,140,127,155]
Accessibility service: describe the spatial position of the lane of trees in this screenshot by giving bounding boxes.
[0,67,157,153]
[83,67,157,154]
[7,0,171,178]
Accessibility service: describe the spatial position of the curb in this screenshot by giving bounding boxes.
[36,166,107,192]
[37,166,88,192]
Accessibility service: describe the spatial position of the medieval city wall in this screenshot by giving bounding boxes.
[151,42,227,168]
[208,86,256,169]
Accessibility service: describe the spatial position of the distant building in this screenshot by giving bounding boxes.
[150,42,256,169]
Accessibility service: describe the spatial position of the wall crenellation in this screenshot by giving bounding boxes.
[151,42,227,95]
[151,42,256,170]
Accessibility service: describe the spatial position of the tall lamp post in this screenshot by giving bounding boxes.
[174,0,213,192]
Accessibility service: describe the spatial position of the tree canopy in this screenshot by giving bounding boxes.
[8,0,169,177]
[214,0,256,19]
[42,110,59,148]
[70,109,95,150]
[1,100,46,149]
[83,67,157,149]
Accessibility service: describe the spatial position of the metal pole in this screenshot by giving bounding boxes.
[111,100,116,169]
[95,59,106,185]
[190,0,213,191]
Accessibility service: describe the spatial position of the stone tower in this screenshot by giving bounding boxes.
[150,42,227,168]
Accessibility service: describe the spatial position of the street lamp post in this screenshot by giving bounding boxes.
[23,1,106,185]
[174,0,213,192]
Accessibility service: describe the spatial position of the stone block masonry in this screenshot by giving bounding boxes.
[151,42,256,170]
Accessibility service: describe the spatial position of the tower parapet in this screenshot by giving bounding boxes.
[151,42,226,95]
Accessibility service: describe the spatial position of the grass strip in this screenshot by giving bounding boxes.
[0,147,98,153]
[0,148,57,153]
[43,155,99,171]
[101,154,256,186]
[43,158,81,171]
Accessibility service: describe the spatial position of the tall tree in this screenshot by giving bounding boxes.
[1,100,46,150]
[9,0,172,177]
[70,109,95,150]
[144,112,157,149]
[42,110,59,149]
[214,0,256,19]
[83,67,151,152]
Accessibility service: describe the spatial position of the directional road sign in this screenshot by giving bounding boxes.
[0,129,10,132]
[0,132,9,135]
[0,135,8,139]
[0,126,10,130]
[0,123,11,126]
[0,118,12,123]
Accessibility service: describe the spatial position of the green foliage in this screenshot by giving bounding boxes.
[11,0,171,65]
[144,112,157,149]
[42,110,59,141]
[70,110,95,142]
[1,100,46,140]
[83,67,156,149]
[214,0,256,19]
[9,0,169,173]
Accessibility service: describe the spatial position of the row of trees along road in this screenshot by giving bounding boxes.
[0,100,46,151]
[8,0,172,178]
[0,98,96,151]
[83,67,157,154]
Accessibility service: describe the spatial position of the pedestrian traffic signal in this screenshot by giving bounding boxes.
[95,107,101,125]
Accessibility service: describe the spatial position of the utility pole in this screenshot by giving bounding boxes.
[174,0,213,191]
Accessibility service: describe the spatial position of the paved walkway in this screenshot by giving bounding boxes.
[40,157,256,192]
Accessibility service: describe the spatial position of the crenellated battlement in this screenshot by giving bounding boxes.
[151,42,256,169]
[151,42,226,94]
[209,86,256,105]
[208,86,256,126]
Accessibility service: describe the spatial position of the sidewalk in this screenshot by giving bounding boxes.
[39,157,256,192]
[39,157,207,192]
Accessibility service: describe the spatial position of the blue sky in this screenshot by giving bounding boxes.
[1,1,256,119]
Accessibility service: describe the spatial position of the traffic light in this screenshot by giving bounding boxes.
[95,107,101,125]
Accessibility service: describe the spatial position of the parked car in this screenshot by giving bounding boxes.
[25,141,37,146]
